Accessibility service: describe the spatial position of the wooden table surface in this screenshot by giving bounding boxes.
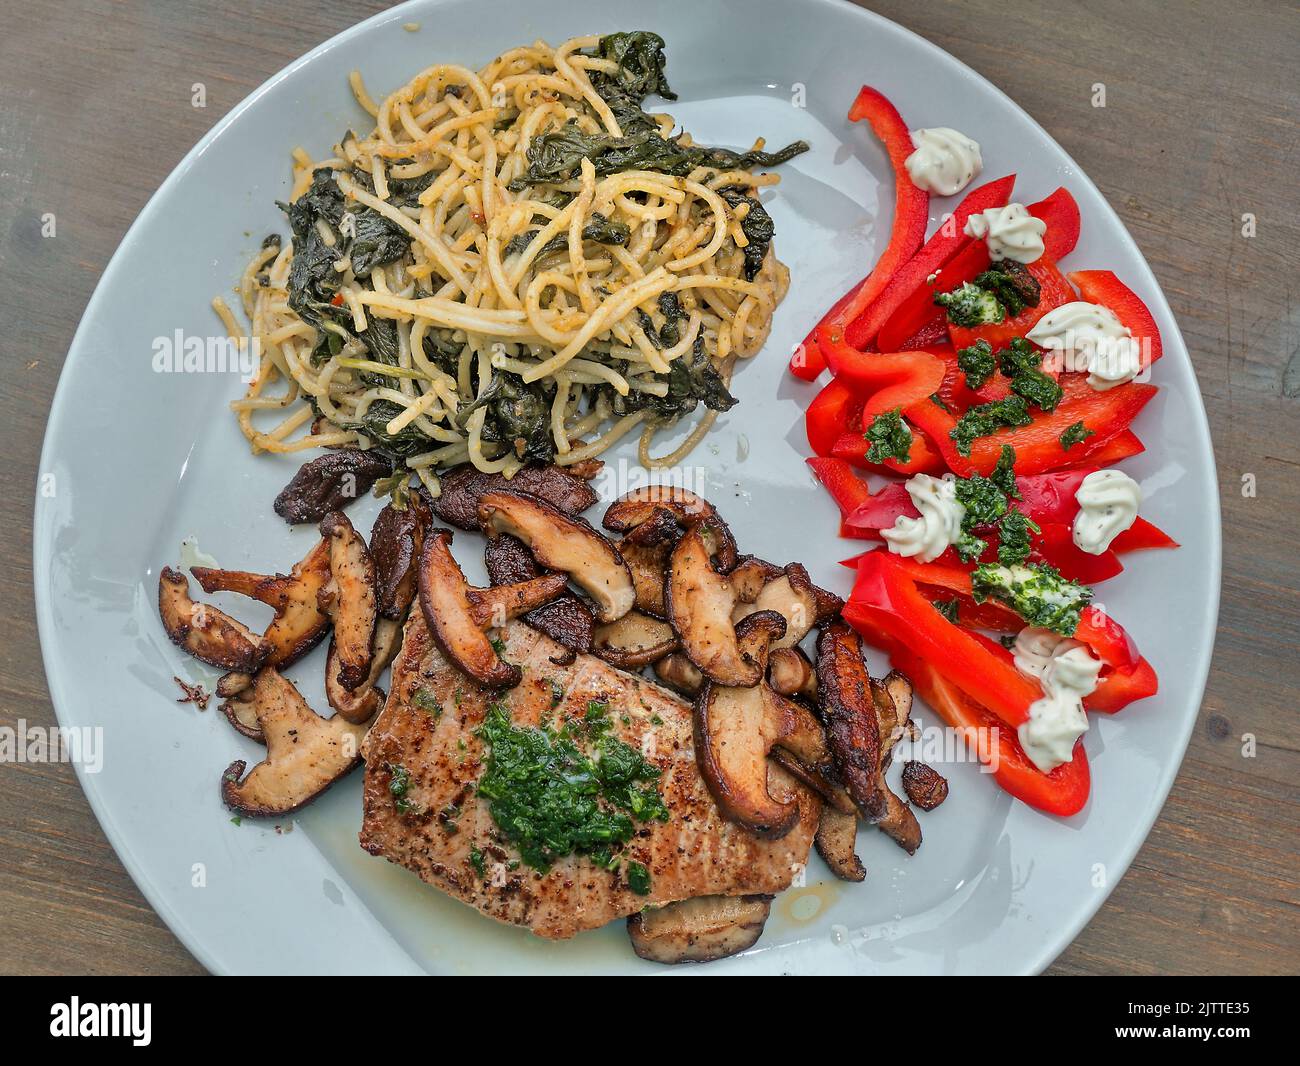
[2,0,1296,976]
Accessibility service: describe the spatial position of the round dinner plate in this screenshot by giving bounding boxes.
[34,0,1220,975]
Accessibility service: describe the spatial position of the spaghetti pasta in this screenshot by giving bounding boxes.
[221,31,805,494]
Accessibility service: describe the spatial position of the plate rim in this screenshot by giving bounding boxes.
[33,0,1222,975]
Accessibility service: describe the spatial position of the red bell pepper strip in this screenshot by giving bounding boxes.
[887,645,1091,816]
[1026,187,1081,261]
[856,551,1146,678]
[843,174,1017,350]
[946,256,1078,353]
[1112,517,1179,552]
[907,381,1158,477]
[847,551,1041,726]
[1085,656,1158,713]
[806,457,876,540]
[876,237,990,352]
[830,428,946,476]
[1057,428,1145,469]
[791,86,930,381]
[805,378,862,457]
[1069,269,1164,367]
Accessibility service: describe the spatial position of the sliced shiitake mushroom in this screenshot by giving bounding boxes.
[694,674,800,838]
[326,615,405,724]
[768,647,817,700]
[617,507,683,619]
[815,620,887,822]
[477,490,634,623]
[431,462,598,530]
[418,528,522,688]
[653,653,704,696]
[667,525,783,687]
[220,686,266,742]
[483,533,594,662]
[628,895,772,964]
[220,668,370,816]
[733,563,818,650]
[466,573,571,629]
[158,567,268,673]
[902,761,949,811]
[869,672,922,854]
[319,511,377,691]
[593,610,678,669]
[192,537,332,669]
[815,807,866,883]
[769,692,853,813]
[369,497,428,619]
[273,449,392,524]
[603,486,737,571]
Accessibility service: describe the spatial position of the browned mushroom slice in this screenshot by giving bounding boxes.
[603,486,738,571]
[477,490,634,623]
[221,668,370,817]
[726,557,780,603]
[617,507,683,619]
[466,573,570,628]
[902,761,949,811]
[370,497,428,619]
[667,525,782,686]
[220,687,266,742]
[768,647,817,700]
[815,807,866,882]
[627,895,772,964]
[431,462,598,530]
[158,567,268,672]
[869,674,922,855]
[733,563,818,649]
[593,611,678,669]
[811,582,845,625]
[273,449,392,524]
[653,653,704,696]
[762,688,855,814]
[418,528,520,688]
[482,534,594,662]
[326,615,405,724]
[694,679,800,838]
[193,538,333,669]
[815,620,887,822]
[319,511,377,691]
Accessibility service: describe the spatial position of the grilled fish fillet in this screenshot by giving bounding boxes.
[359,613,819,939]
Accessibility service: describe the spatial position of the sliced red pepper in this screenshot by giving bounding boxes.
[830,428,945,476]
[856,553,1144,675]
[846,550,1041,726]
[843,174,1017,350]
[887,645,1091,816]
[1069,269,1163,366]
[805,378,862,457]
[1085,656,1158,713]
[791,86,930,381]
[1057,428,1145,469]
[876,237,990,352]
[947,256,1078,353]
[1026,187,1081,261]
[806,457,876,540]
[1111,517,1179,552]
[907,381,1158,477]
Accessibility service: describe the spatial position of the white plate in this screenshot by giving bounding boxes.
[34,0,1220,975]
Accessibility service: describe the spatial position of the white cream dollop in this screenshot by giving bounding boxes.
[1026,301,1143,390]
[905,127,982,196]
[1012,628,1103,773]
[962,203,1046,264]
[1072,469,1142,555]
[880,473,965,563]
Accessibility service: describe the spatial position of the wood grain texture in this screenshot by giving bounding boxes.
[0,0,1295,976]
